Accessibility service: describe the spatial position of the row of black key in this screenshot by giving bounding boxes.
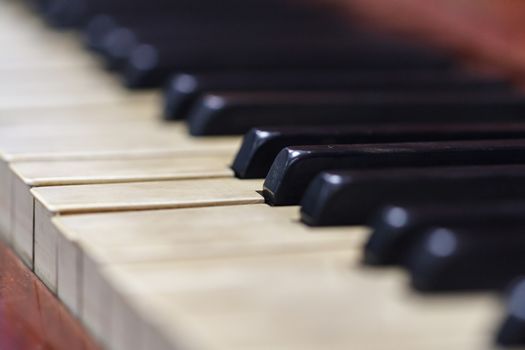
[37,0,460,89]
[164,70,513,120]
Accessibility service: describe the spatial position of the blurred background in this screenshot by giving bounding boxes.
[324,0,525,84]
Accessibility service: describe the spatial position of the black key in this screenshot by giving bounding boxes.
[263,140,525,206]
[233,122,525,179]
[85,13,123,51]
[187,91,525,135]
[85,13,179,55]
[124,39,451,88]
[85,9,338,52]
[406,225,525,291]
[44,0,295,28]
[164,71,511,120]
[299,165,525,224]
[366,200,525,266]
[43,0,194,28]
[100,16,345,70]
[497,278,525,346]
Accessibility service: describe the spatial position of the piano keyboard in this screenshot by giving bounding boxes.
[3,0,525,349]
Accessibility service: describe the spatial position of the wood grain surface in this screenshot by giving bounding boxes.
[0,242,100,350]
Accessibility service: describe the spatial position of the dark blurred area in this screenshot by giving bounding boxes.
[22,0,457,89]
[319,0,525,85]
[25,0,525,88]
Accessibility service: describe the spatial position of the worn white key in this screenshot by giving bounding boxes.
[52,204,366,323]
[100,250,501,350]
[0,66,118,89]
[0,84,157,110]
[30,178,263,291]
[0,99,159,125]
[0,120,240,242]
[9,154,235,265]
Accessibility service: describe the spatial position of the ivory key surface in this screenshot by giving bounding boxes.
[0,99,160,125]
[0,65,118,87]
[0,69,120,92]
[101,250,502,350]
[11,155,235,187]
[31,178,263,292]
[51,204,367,320]
[9,154,235,267]
[0,12,98,69]
[0,120,239,246]
[0,124,239,162]
[0,84,157,110]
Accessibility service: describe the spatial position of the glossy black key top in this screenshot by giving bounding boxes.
[366,200,525,266]
[497,278,525,346]
[187,91,525,135]
[406,225,525,291]
[124,39,451,88]
[299,165,525,223]
[263,139,525,206]
[164,71,511,120]
[232,122,525,179]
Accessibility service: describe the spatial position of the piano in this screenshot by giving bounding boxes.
[3,0,525,349]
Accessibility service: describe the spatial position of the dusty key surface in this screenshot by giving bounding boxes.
[51,204,367,321]
[99,250,501,350]
[30,178,263,291]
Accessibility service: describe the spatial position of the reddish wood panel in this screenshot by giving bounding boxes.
[312,0,525,84]
[0,242,99,350]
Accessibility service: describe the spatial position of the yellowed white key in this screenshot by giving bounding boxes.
[1,133,240,256]
[0,41,98,69]
[29,178,263,290]
[0,4,88,56]
[0,126,239,161]
[8,154,234,262]
[0,122,240,244]
[0,114,172,143]
[100,250,501,350]
[0,64,109,81]
[0,99,159,125]
[1,57,98,71]
[52,204,366,321]
[0,130,239,247]
[13,155,235,186]
[0,19,98,69]
[0,83,158,110]
[0,69,122,93]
